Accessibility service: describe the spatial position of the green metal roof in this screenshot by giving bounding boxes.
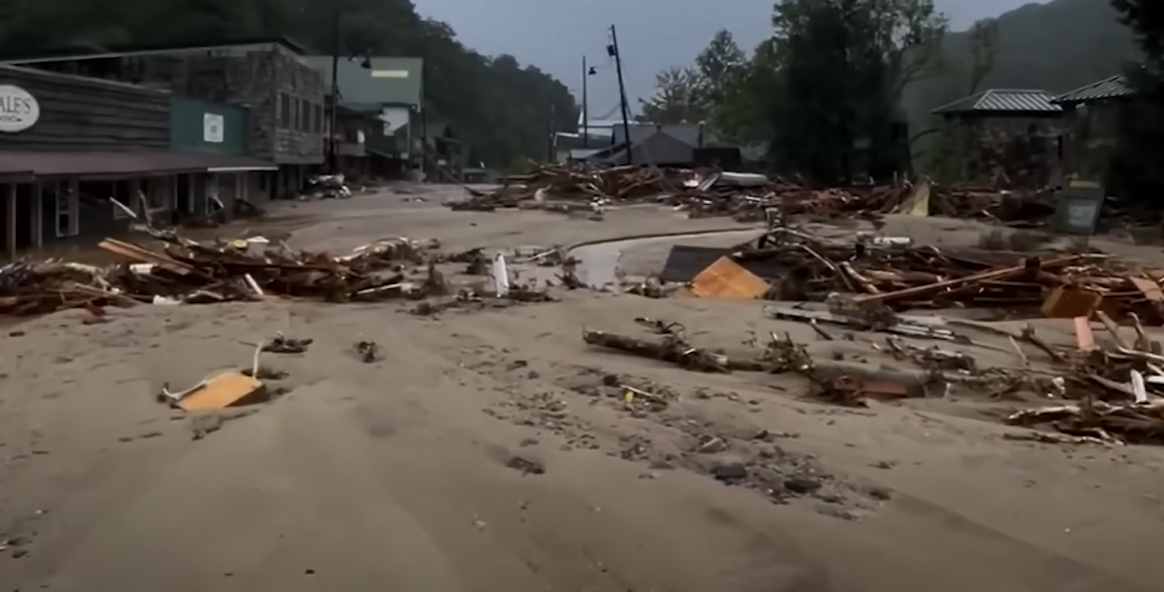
[303,56,422,107]
[932,89,1062,115]
[1053,75,1131,105]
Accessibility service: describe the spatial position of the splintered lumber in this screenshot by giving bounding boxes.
[851,255,1087,306]
[98,238,194,275]
[1006,399,1164,445]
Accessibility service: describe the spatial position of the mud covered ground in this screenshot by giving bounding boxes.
[1,186,1162,592]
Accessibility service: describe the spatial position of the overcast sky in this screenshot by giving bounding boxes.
[412,0,1034,118]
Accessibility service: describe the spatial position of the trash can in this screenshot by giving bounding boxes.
[1053,181,1104,235]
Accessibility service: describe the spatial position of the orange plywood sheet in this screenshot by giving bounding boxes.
[177,372,266,411]
[688,257,770,300]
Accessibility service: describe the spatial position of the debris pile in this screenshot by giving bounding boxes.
[675,227,1164,323]
[451,164,687,211]
[0,229,551,316]
[447,162,1059,226]
[1005,313,1164,445]
[581,307,1164,445]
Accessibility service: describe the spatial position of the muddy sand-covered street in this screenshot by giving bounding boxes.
[1,186,1163,592]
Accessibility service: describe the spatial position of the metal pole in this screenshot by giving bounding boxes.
[582,56,589,149]
[548,102,556,161]
[420,61,427,180]
[327,3,340,174]
[610,25,632,165]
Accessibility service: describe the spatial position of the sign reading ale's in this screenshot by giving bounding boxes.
[0,85,40,133]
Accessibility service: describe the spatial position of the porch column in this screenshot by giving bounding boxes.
[32,181,42,248]
[5,184,15,259]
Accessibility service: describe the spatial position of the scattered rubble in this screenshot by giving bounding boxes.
[0,228,558,318]
[448,163,1059,226]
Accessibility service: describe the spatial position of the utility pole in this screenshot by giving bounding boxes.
[608,25,632,165]
[547,102,556,162]
[582,55,589,148]
[327,3,341,175]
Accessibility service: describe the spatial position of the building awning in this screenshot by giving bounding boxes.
[0,151,277,179]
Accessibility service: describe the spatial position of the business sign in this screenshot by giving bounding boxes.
[371,69,409,79]
[0,85,39,133]
[203,113,224,143]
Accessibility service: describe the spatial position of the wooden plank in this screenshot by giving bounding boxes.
[177,372,266,411]
[1074,316,1096,352]
[97,238,194,275]
[688,257,769,299]
[852,255,1086,305]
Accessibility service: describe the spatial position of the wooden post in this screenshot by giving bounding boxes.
[32,181,43,249]
[5,183,15,259]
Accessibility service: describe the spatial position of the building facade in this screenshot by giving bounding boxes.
[304,55,423,178]
[1052,75,1132,186]
[931,89,1065,188]
[4,38,324,198]
[0,64,274,258]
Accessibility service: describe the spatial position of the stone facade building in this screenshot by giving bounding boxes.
[932,89,1065,188]
[3,38,326,198]
[1052,75,1132,186]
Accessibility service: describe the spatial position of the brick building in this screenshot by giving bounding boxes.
[1052,75,1132,186]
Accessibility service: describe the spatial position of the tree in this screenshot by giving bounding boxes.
[0,0,578,168]
[693,29,747,137]
[1110,0,1164,198]
[865,0,949,103]
[965,19,999,94]
[638,66,705,124]
[769,0,905,183]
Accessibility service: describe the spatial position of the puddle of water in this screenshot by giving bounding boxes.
[568,229,760,290]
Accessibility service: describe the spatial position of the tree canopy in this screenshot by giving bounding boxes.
[636,0,1138,185]
[1109,0,1164,198]
[0,0,578,167]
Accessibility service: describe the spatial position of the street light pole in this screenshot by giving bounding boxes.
[582,55,589,149]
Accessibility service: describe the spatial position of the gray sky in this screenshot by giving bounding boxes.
[413,0,1030,117]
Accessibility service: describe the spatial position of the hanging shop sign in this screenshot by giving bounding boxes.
[0,85,40,133]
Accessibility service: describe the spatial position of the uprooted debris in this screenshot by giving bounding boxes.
[447,162,1060,226]
[673,224,1164,326]
[0,228,561,317]
[262,333,312,354]
[356,340,380,363]
[582,328,766,373]
[585,303,1164,444]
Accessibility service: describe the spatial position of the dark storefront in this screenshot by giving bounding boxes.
[0,65,274,257]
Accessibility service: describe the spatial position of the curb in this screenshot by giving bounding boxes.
[564,226,761,253]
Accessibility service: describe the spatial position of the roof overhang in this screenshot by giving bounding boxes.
[207,166,279,172]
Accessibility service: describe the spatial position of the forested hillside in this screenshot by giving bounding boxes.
[908,0,1135,126]
[0,0,578,166]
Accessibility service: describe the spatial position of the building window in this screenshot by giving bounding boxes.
[280,93,292,128]
[53,181,79,238]
[316,104,325,134]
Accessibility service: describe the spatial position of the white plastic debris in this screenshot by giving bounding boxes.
[1131,369,1148,404]
[493,253,510,297]
[244,236,269,258]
